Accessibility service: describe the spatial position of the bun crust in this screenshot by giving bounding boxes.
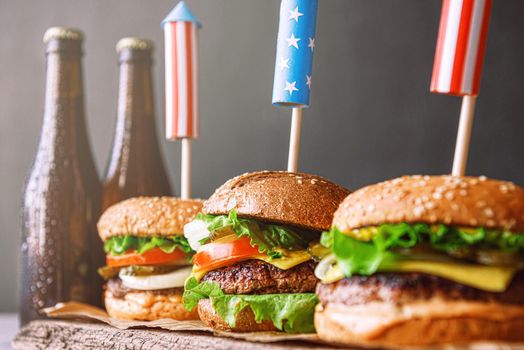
[203,171,350,232]
[333,175,524,233]
[98,197,203,241]
[197,299,277,332]
[104,290,199,321]
[315,302,524,347]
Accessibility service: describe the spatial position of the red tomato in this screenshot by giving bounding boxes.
[106,247,187,267]
[193,237,260,271]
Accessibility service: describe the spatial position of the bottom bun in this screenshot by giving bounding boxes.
[198,299,276,332]
[104,290,199,321]
[315,301,524,347]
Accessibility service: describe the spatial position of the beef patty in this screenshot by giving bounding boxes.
[316,271,524,307]
[106,277,184,299]
[201,259,318,295]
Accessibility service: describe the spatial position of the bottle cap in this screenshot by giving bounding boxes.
[43,27,83,44]
[116,38,154,53]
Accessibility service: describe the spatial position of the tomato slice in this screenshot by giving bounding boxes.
[106,247,187,267]
[193,237,260,271]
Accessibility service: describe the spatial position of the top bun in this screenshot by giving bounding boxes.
[333,175,524,233]
[98,197,203,241]
[203,171,350,232]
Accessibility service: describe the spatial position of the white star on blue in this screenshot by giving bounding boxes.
[272,0,318,108]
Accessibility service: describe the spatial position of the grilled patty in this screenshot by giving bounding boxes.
[316,271,524,307]
[201,259,318,295]
[106,277,184,299]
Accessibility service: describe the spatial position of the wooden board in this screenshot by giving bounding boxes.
[12,320,341,350]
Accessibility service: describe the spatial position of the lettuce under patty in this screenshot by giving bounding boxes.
[104,235,193,256]
[195,210,308,259]
[322,224,524,277]
[183,277,317,333]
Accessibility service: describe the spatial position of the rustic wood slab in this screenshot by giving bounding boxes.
[12,320,343,350]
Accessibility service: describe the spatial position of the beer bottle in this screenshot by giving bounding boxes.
[102,38,172,210]
[20,27,103,325]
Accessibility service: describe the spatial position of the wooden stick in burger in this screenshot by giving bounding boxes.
[182,171,350,333]
[314,175,524,346]
[97,197,203,321]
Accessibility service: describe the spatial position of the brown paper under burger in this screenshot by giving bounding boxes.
[42,302,524,349]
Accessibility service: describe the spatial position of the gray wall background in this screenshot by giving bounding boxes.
[1,0,524,312]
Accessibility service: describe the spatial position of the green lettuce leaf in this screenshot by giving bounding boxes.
[322,224,524,277]
[195,210,308,258]
[183,277,318,333]
[104,235,193,256]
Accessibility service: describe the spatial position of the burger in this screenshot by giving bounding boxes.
[97,197,203,321]
[182,171,350,333]
[314,175,524,346]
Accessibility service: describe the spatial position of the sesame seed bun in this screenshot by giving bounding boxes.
[203,171,350,232]
[104,289,199,321]
[333,175,524,234]
[314,300,524,347]
[97,197,203,241]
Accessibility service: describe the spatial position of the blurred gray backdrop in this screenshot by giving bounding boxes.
[1,0,524,312]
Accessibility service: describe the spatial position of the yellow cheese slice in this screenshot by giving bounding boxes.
[322,260,517,292]
[190,249,312,281]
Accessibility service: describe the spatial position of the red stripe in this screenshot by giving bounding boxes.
[185,22,194,137]
[472,0,492,94]
[449,0,474,94]
[171,23,179,137]
[430,0,451,92]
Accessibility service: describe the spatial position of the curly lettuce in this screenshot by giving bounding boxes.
[104,235,193,256]
[321,224,524,277]
[195,210,308,259]
[183,277,318,333]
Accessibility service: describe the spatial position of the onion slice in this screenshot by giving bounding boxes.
[315,254,337,280]
[184,220,211,251]
[119,266,192,290]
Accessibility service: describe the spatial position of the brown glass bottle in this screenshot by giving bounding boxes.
[102,38,172,210]
[20,27,103,325]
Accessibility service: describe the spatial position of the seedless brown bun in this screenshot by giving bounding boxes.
[334,175,524,233]
[197,299,277,332]
[98,197,203,241]
[203,171,350,232]
[104,290,199,321]
[315,301,524,347]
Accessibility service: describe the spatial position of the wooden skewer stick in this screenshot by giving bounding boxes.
[181,138,192,199]
[287,107,303,173]
[452,95,477,177]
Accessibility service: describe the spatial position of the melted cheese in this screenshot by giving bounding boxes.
[322,260,518,292]
[190,249,312,281]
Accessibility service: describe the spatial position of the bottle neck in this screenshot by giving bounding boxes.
[41,44,84,145]
[116,49,155,129]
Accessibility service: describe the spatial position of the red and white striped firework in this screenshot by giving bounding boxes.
[163,1,200,140]
[431,0,492,96]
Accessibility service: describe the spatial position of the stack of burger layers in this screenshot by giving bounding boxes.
[97,171,524,347]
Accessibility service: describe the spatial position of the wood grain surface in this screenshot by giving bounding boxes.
[12,320,341,350]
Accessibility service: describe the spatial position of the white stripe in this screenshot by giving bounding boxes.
[191,23,198,138]
[176,23,188,137]
[164,24,174,140]
[461,0,486,93]
[437,0,464,93]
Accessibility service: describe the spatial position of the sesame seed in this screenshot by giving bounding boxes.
[469,219,478,226]
[476,201,486,208]
[484,208,494,218]
[297,179,303,185]
[413,206,425,218]
[451,203,460,211]
[487,219,496,226]
[479,176,487,181]
[433,192,443,200]
[459,189,468,196]
[445,192,455,200]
